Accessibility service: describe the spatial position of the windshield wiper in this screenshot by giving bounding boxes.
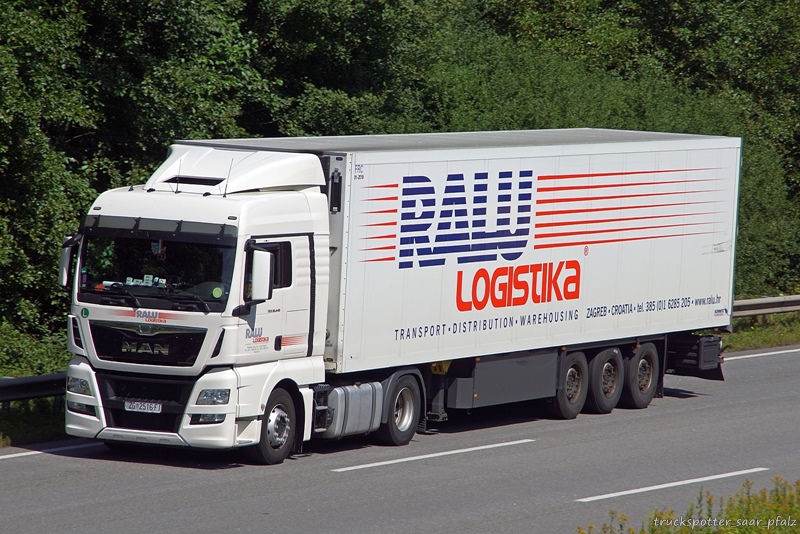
[102,285,142,308]
[167,294,211,313]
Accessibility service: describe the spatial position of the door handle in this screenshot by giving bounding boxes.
[274,335,282,351]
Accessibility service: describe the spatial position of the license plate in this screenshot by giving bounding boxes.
[124,401,162,414]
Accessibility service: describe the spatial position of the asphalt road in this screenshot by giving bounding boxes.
[2,346,800,534]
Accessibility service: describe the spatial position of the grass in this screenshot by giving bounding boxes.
[579,477,800,533]
[0,398,67,448]
[717,313,800,352]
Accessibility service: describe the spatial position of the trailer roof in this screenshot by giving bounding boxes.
[179,128,736,155]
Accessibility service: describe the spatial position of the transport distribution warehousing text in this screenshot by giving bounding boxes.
[393,293,724,341]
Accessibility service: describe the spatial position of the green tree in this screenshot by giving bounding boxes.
[0,1,97,337]
[75,0,280,191]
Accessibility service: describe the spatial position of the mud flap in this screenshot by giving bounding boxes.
[666,334,725,381]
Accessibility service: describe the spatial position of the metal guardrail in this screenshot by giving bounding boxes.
[1,295,799,405]
[0,372,65,402]
[731,295,800,318]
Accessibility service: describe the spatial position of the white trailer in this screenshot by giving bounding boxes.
[61,129,740,463]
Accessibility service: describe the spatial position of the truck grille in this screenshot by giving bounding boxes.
[96,372,194,432]
[90,321,206,367]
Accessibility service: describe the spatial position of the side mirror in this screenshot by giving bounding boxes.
[250,249,274,303]
[59,233,81,288]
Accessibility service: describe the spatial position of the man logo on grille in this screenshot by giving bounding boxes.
[121,342,169,355]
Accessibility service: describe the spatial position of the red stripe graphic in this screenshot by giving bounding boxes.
[534,167,724,249]
[535,222,713,240]
[536,201,715,217]
[361,182,399,263]
[281,335,306,346]
[537,168,713,180]
[364,208,398,215]
[536,189,714,205]
[537,179,711,193]
[534,232,711,250]
[535,212,717,229]
[361,257,396,263]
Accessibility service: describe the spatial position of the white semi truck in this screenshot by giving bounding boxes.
[60,129,739,464]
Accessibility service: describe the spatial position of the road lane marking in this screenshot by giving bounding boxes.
[332,439,536,472]
[0,443,103,461]
[576,467,769,502]
[726,348,800,361]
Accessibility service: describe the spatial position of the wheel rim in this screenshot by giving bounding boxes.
[267,404,291,449]
[636,357,653,393]
[601,360,619,398]
[565,366,582,404]
[393,387,415,432]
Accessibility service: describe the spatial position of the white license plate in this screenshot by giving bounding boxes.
[124,401,162,414]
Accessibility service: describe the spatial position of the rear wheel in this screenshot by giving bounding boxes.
[550,351,588,419]
[621,343,659,409]
[376,375,420,445]
[248,388,295,465]
[585,348,624,414]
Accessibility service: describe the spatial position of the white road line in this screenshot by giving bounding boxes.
[332,439,536,472]
[0,443,103,461]
[576,467,770,503]
[726,348,800,361]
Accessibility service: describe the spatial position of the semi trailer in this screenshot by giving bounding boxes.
[60,129,739,464]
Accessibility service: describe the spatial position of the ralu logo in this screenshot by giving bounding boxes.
[111,309,179,322]
[246,327,263,339]
[399,171,533,269]
[246,327,269,344]
[136,309,170,323]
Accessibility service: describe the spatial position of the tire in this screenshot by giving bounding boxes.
[550,351,588,419]
[585,348,624,414]
[621,343,659,409]
[248,388,296,465]
[376,375,421,446]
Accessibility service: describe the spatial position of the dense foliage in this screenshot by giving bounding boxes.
[1,0,798,373]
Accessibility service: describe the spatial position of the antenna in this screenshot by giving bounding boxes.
[166,159,181,194]
[223,158,233,198]
[175,159,181,194]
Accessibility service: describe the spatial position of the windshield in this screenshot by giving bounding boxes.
[77,215,236,313]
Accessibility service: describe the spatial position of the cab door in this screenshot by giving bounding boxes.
[238,235,313,359]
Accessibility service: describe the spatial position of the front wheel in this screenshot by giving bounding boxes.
[248,388,296,465]
[376,375,421,446]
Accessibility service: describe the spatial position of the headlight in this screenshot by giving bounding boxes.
[67,377,91,396]
[196,389,230,405]
[67,401,96,417]
[190,414,226,425]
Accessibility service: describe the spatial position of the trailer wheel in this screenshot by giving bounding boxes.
[621,343,659,409]
[376,375,420,446]
[248,387,295,465]
[550,351,588,419]
[585,348,624,414]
